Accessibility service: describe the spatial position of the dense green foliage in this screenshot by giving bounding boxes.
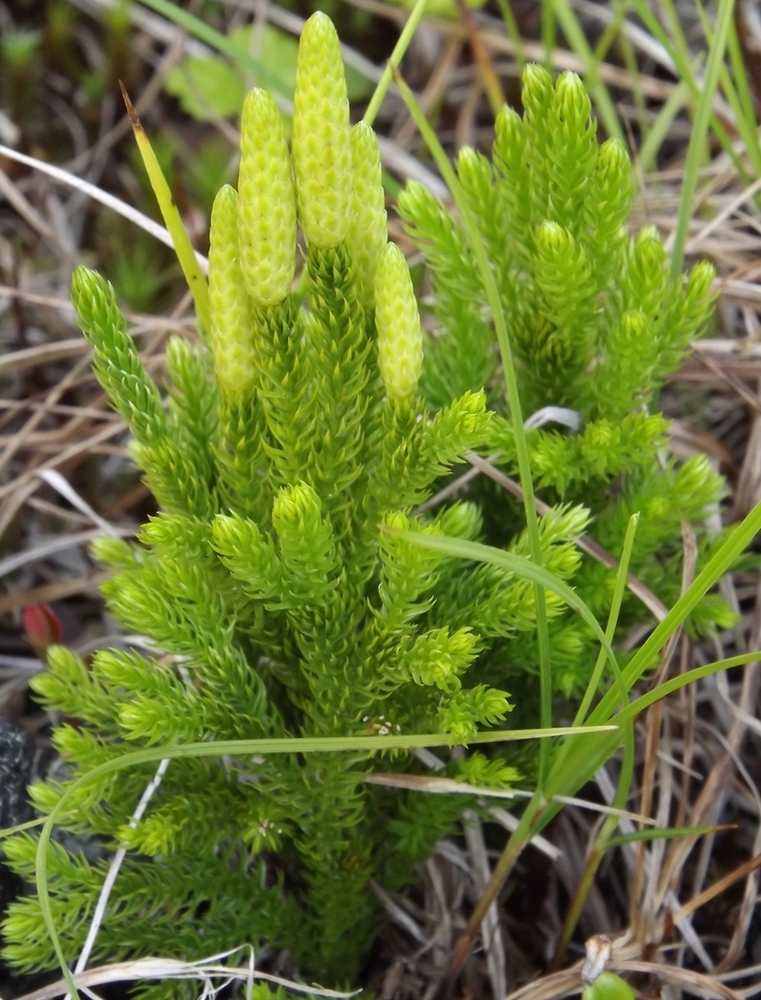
[1,22,725,993]
[399,64,727,696]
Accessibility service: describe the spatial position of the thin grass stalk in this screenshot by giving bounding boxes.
[432,650,760,985]
[541,0,556,68]
[627,0,743,174]
[614,1,650,148]
[573,513,639,728]
[608,824,731,848]
[589,1,629,80]
[34,728,599,999]
[626,0,739,277]
[726,17,761,169]
[545,651,761,811]
[439,640,757,974]
[716,65,761,181]
[494,0,526,70]
[694,4,761,182]
[551,723,635,966]
[658,0,697,78]
[543,512,637,827]
[121,87,211,339]
[363,0,430,127]
[588,497,761,726]
[390,71,555,786]
[638,80,690,173]
[543,512,640,964]
[498,652,761,897]
[134,0,290,95]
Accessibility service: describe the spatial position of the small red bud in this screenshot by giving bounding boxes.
[23,604,63,656]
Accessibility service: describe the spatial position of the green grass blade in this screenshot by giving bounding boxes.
[553,718,635,958]
[726,17,761,173]
[617,652,761,721]
[541,511,637,959]
[122,87,211,338]
[668,0,736,278]
[547,650,761,801]
[606,824,731,849]
[541,0,556,67]
[391,70,555,784]
[615,4,650,150]
[574,513,638,727]
[387,526,620,692]
[658,0,696,74]
[627,0,743,175]
[495,0,526,70]
[0,815,52,839]
[36,725,617,995]
[137,0,290,95]
[589,499,761,726]
[364,0,430,127]
[638,79,690,173]
[694,2,761,179]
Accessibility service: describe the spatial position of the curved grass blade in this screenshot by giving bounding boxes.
[668,0,737,278]
[574,513,638,727]
[627,0,744,179]
[137,0,290,96]
[588,497,761,728]
[386,526,623,699]
[391,70,555,781]
[121,86,211,339]
[550,507,636,959]
[606,824,733,850]
[364,0,430,127]
[546,650,761,801]
[638,79,690,173]
[36,725,616,996]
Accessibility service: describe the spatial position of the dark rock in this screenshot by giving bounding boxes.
[0,719,46,998]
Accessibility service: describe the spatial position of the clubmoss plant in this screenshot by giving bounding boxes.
[398,63,730,698]
[1,14,590,988]
[0,21,732,993]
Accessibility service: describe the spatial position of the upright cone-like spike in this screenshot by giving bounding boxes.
[375,242,423,402]
[208,185,257,401]
[292,12,351,248]
[238,89,296,307]
[347,121,387,309]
